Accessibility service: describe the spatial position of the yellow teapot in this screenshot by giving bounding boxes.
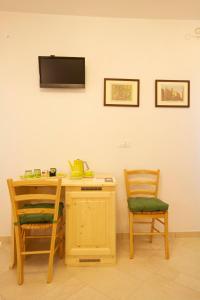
[68,159,94,178]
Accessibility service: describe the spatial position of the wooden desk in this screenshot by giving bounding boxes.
[10,175,116,268]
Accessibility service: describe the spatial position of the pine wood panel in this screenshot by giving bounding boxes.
[65,186,116,265]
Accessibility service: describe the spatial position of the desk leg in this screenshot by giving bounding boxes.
[9,222,16,269]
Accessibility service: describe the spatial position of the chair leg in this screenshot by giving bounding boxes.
[47,224,57,283]
[149,218,155,243]
[164,212,169,259]
[58,219,64,259]
[15,227,24,285]
[59,230,65,259]
[129,212,134,259]
[17,254,24,285]
[10,223,16,269]
[58,239,64,259]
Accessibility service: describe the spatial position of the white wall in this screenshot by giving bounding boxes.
[1,12,200,236]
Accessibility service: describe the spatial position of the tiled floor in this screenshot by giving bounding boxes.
[0,236,200,300]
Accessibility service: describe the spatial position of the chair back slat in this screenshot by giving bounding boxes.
[128,180,157,186]
[17,208,55,215]
[124,169,160,198]
[15,194,56,202]
[129,190,156,196]
[125,170,158,175]
[12,180,59,187]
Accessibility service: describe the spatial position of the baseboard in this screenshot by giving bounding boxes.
[1,232,200,244]
[0,236,10,243]
[172,231,200,238]
[117,231,200,239]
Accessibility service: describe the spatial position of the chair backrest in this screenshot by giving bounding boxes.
[124,169,160,199]
[7,178,62,225]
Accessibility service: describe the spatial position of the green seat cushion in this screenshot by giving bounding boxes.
[19,202,64,224]
[128,197,169,212]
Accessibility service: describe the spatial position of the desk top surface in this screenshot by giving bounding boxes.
[17,174,116,187]
[62,175,116,187]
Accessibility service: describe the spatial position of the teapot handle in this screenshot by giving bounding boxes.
[68,160,73,169]
[84,161,90,170]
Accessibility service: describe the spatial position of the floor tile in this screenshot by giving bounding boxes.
[67,286,112,300]
[0,236,200,300]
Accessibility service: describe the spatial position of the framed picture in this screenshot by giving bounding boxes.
[155,80,190,107]
[104,78,139,107]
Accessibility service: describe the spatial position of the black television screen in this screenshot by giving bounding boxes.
[38,56,85,88]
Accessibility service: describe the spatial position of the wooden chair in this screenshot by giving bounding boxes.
[124,169,169,259]
[7,178,64,285]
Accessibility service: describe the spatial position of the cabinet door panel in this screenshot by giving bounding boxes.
[66,191,115,256]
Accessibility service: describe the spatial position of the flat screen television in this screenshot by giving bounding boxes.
[38,56,85,88]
